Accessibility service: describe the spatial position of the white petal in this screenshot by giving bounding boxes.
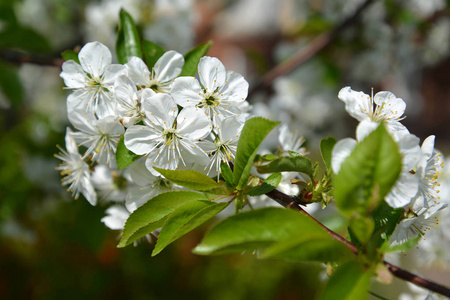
[154,50,184,82]
[218,116,244,142]
[338,86,371,122]
[81,176,97,206]
[68,109,98,134]
[397,134,421,170]
[145,145,179,170]
[374,91,406,120]
[60,60,87,88]
[356,119,379,141]
[219,71,249,102]
[102,64,127,87]
[129,161,157,186]
[143,93,178,127]
[101,205,129,230]
[331,138,357,173]
[385,171,419,208]
[197,56,226,91]
[124,125,161,155]
[420,135,435,162]
[79,41,112,78]
[179,139,210,166]
[115,75,137,104]
[66,90,90,113]
[126,186,157,212]
[170,77,203,107]
[126,56,151,86]
[177,107,212,140]
[65,127,79,155]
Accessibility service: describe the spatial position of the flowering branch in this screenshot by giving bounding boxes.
[266,187,450,297]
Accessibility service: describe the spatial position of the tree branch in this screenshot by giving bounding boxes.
[248,0,375,99]
[0,50,64,68]
[266,187,450,297]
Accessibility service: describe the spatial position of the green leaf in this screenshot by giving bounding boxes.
[220,162,234,186]
[380,235,421,253]
[334,124,402,217]
[0,61,23,107]
[371,201,403,249]
[61,49,80,64]
[118,191,208,247]
[180,40,213,77]
[248,173,282,196]
[261,234,353,262]
[193,207,352,261]
[153,167,230,195]
[0,25,51,52]
[116,9,143,64]
[320,137,336,170]
[233,117,280,190]
[142,40,165,69]
[320,261,372,300]
[256,156,312,177]
[152,200,229,256]
[349,216,375,245]
[115,136,142,170]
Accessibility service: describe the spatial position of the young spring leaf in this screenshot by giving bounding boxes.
[115,136,142,170]
[193,207,353,262]
[256,156,312,178]
[334,124,402,217]
[220,162,234,187]
[118,191,208,247]
[320,136,336,170]
[380,235,421,253]
[116,8,143,64]
[320,260,373,300]
[180,40,213,76]
[233,117,280,190]
[370,201,403,249]
[247,173,282,196]
[153,168,230,195]
[152,200,229,256]
[142,39,165,69]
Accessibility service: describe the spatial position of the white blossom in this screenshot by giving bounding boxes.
[91,165,131,202]
[101,205,130,230]
[114,75,155,127]
[55,128,97,205]
[197,116,244,178]
[125,50,184,93]
[126,161,174,212]
[124,93,211,172]
[60,41,126,118]
[338,86,409,136]
[68,110,124,168]
[171,56,249,125]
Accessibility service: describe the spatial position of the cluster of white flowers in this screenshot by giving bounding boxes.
[332,86,447,246]
[56,41,249,231]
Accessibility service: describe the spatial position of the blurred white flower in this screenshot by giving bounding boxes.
[55,128,97,205]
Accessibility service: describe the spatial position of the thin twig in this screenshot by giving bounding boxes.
[266,187,450,297]
[0,50,64,68]
[248,0,375,99]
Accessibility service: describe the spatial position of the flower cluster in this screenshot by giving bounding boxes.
[332,87,447,245]
[56,41,249,230]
